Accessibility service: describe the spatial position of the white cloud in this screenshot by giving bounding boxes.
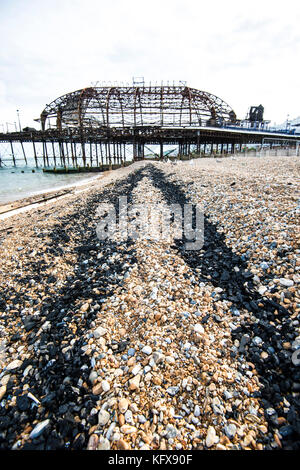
[0,0,299,127]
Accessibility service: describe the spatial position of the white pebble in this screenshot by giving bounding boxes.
[279,278,294,287]
[194,405,201,417]
[98,409,110,426]
[142,346,152,355]
[101,380,110,392]
[29,419,50,439]
[193,324,204,334]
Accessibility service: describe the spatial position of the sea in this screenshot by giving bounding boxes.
[0,158,102,205]
[0,138,121,204]
[0,140,174,205]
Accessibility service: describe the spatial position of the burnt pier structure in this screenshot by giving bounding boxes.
[0,83,298,168]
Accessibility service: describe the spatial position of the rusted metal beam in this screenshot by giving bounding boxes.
[32,139,38,167]
[51,140,57,167]
[20,140,27,165]
[10,141,16,166]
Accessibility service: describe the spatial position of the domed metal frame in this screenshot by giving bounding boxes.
[40,85,236,130]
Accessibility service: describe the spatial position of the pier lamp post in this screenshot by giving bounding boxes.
[16,109,22,132]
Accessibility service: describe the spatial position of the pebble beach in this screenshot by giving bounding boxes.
[0,154,299,451]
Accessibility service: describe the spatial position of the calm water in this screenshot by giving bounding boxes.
[0,164,100,205]
[0,140,166,204]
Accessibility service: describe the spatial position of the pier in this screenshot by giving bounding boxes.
[0,84,299,169]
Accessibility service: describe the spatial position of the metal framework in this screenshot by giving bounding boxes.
[39,85,237,130]
[0,83,298,169]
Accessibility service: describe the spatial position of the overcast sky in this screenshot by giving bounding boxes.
[0,0,299,130]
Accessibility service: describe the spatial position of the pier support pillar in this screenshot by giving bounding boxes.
[20,140,28,165]
[81,140,86,167]
[95,142,99,167]
[32,140,38,167]
[70,140,75,167]
[52,141,57,167]
[100,142,104,167]
[133,141,138,161]
[160,141,164,160]
[89,140,93,167]
[10,141,16,167]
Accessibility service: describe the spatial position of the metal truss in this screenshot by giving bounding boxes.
[40,85,237,130]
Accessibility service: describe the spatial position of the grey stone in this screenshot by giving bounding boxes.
[224,423,236,440]
[89,371,98,383]
[98,409,110,426]
[165,424,178,439]
[194,405,201,417]
[292,349,300,366]
[166,386,180,396]
[142,345,152,355]
[29,419,50,439]
[279,278,294,287]
[94,326,107,338]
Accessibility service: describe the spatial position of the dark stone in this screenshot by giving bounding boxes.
[45,435,65,450]
[41,392,57,407]
[11,333,21,341]
[23,316,37,332]
[16,395,30,412]
[112,340,130,354]
[23,441,45,450]
[292,383,300,392]
[0,416,10,431]
[279,425,294,438]
[58,403,69,415]
[201,314,210,324]
[213,314,222,323]
[72,433,85,450]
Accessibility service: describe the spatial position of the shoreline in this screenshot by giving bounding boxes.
[0,171,105,208]
[0,161,147,221]
[0,153,298,221]
[0,175,104,221]
[1,153,297,214]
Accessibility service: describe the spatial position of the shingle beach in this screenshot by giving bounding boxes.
[0,155,299,450]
